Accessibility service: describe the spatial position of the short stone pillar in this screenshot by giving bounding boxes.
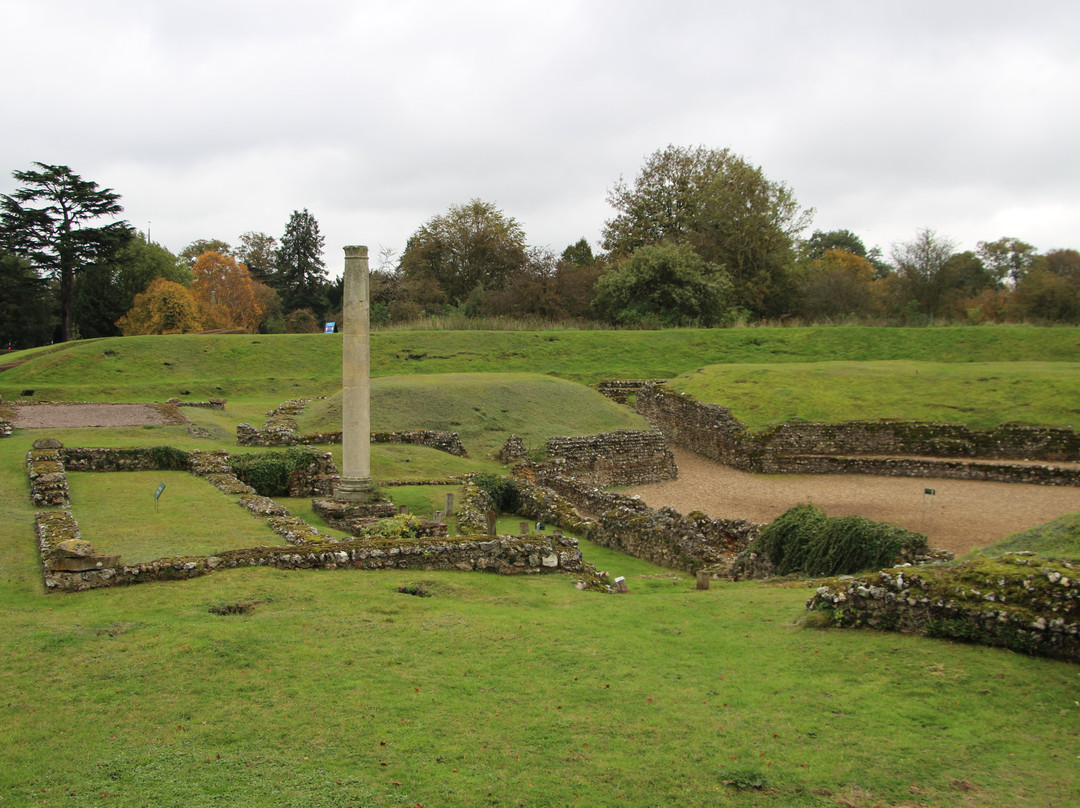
[485,510,498,536]
[445,492,455,516]
[695,570,711,590]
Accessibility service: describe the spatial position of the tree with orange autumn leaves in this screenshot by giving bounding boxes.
[190,250,274,332]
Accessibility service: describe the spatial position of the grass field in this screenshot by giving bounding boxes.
[668,360,1080,430]
[2,326,1079,807]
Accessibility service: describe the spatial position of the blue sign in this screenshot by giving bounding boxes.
[324,322,336,333]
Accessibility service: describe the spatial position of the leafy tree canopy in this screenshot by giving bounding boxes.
[235,231,278,283]
[191,251,268,332]
[593,241,733,327]
[399,199,528,307]
[276,208,327,314]
[602,145,812,317]
[0,251,55,348]
[0,162,134,341]
[976,236,1037,285]
[179,238,232,268]
[116,277,202,335]
[802,229,867,259]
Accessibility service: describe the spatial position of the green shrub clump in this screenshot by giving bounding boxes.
[757,503,928,577]
[471,473,521,514]
[229,448,321,497]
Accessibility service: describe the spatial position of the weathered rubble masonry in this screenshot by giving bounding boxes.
[236,398,467,455]
[807,555,1080,663]
[634,383,1080,485]
[543,430,677,486]
[27,444,582,592]
[502,463,760,574]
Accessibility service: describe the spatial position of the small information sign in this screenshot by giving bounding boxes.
[154,482,166,500]
[324,322,336,333]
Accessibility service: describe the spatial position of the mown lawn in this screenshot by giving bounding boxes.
[2,326,1079,806]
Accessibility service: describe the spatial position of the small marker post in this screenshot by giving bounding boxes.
[154,482,166,511]
[921,488,936,530]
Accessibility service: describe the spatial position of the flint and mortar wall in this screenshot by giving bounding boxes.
[807,557,1080,663]
[543,430,677,486]
[36,527,585,593]
[635,383,1080,485]
[502,465,760,574]
[594,379,667,405]
[29,444,581,592]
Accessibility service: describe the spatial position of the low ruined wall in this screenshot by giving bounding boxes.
[807,556,1080,663]
[36,527,584,592]
[635,385,750,466]
[168,397,226,410]
[29,442,582,592]
[594,378,667,404]
[760,454,1080,486]
[757,420,1080,461]
[635,383,1080,485]
[237,422,467,455]
[543,430,677,486]
[510,465,760,574]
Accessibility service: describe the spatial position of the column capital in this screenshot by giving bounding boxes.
[344,245,368,259]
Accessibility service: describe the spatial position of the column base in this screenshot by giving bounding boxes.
[333,477,376,502]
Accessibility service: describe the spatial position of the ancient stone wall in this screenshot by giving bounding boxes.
[594,379,667,405]
[759,454,1080,486]
[506,465,760,574]
[35,529,585,593]
[806,556,1080,663]
[168,397,226,410]
[635,383,1080,485]
[541,429,678,486]
[28,443,582,592]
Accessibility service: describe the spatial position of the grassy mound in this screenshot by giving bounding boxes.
[968,511,1080,561]
[298,373,651,456]
[667,360,1080,431]
[3,325,1079,401]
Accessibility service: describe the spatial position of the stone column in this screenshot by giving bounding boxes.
[334,245,373,501]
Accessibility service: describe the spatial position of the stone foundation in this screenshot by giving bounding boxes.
[543,429,677,486]
[27,442,581,592]
[236,397,467,455]
[806,555,1080,663]
[635,383,1080,485]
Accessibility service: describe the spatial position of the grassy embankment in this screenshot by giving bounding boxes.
[1,326,1079,806]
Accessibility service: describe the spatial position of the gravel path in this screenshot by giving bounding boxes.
[627,448,1080,556]
[13,404,188,429]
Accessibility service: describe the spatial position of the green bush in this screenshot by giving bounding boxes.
[229,448,321,497]
[757,503,928,577]
[470,473,522,514]
[148,445,190,470]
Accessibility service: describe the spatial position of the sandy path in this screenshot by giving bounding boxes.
[13,404,187,428]
[626,448,1080,556]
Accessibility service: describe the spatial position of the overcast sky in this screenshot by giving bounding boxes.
[3,0,1077,277]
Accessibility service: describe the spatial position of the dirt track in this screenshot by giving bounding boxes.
[627,448,1080,556]
[13,404,187,429]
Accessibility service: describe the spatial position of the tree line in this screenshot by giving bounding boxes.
[3,150,1079,348]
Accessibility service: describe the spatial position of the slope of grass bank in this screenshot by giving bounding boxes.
[301,373,651,457]
[967,511,1080,561]
[3,325,1079,401]
[668,360,1080,430]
